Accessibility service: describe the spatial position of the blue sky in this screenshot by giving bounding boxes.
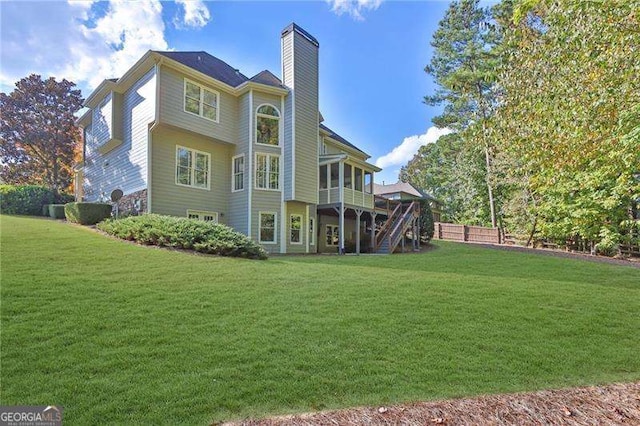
[0,0,465,184]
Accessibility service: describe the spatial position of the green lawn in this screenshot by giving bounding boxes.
[1,215,639,424]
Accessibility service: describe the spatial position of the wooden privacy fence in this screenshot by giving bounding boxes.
[434,222,501,244]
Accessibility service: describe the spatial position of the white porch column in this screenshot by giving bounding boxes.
[355,209,363,255]
[339,160,345,254]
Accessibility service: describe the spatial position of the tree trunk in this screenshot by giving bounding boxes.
[526,216,538,247]
[478,87,497,229]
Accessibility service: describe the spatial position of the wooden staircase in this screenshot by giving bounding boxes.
[373,201,420,254]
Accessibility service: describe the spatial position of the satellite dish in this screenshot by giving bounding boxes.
[110,189,123,202]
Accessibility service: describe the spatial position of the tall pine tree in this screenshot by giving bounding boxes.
[422,0,509,227]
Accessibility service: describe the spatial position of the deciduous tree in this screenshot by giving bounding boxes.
[1,74,83,193]
[493,0,640,251]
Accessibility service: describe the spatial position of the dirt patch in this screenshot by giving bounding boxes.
[225,382,640,425]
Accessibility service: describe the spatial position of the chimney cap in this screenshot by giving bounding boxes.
[281,23,319,48]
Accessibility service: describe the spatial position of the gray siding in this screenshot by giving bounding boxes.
[252,91,283,158]
[282,32,294,201]
[151,125,232,222]
[83,68,155,201]
[291,31,319,204]
[281,29,319,205]
[252,190,281,254]
[93,92,112,146]
[285,201,309,253]
[158,65,238,144]
[227,93,250,234]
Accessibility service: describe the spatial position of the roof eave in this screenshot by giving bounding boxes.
[323,134,371,160]
[83,80,117,108]
[236,81,288,96]
[75,108,92,127]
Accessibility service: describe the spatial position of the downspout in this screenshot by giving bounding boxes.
[248,89,253,239]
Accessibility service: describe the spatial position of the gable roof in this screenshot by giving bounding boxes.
[249,70,286,89]
[154,51,249,87]
[319,123,368,157]
[373,182,426,199]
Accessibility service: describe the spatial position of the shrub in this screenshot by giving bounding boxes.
[0,185,54,215]
[48,204,66,219]
[55,192,75,204]
[97,214,268,260]
[65,202,112,225]
[42,204,50,217]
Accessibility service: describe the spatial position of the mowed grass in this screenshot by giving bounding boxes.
[1,215,639,424]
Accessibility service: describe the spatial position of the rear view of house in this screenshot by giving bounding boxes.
[76,23,419,254]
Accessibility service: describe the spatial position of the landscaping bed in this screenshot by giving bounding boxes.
[235,382,640,425]
[97,214,268,259]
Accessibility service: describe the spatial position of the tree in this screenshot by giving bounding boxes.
[400,132,490,225]
[1,74,84,193]
[423,0,510,227]
[492,0,640,252]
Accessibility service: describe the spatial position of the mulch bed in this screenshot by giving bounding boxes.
[225,382,640,425]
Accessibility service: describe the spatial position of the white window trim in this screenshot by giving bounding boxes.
[258,211,277,244]
[183,78,220,123]
[187,210,219,223]
[255,103,282,148]
[326,224,339,246]
[175,145,211,191]
[254,152,281,192]
[290,214,303,245]
[231,154,245,192]
[309,217,315,246]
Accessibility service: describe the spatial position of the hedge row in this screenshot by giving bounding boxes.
[49,204,66,219]
[65,202,112,225]
[97,214,268,260]
[0,185,74,215]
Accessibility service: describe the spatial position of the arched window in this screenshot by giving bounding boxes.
[256,104,280,146]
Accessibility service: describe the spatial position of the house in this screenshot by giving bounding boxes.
[373,182,442,222]
[75,23,420,254]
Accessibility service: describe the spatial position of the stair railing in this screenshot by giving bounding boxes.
[385,201,419,253]
[374,202,402,251]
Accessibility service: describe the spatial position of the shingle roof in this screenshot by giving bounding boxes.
[319,123,367,156]
[249,70,286,89]
[373,182,426,199]
[154,51,249,87]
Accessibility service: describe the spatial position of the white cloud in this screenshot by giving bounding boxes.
[375,126,452,169]
[174,0,211,28]
[327,0,383,21]
[1,0,170,94]
[65,0,168,89]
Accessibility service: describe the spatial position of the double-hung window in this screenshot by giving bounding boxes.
[184,79,219,122]
[290,214,302,244]
[259,212,276,244]
[232,155,244,191]
[176,146,210,189]
[255,153,280,190]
